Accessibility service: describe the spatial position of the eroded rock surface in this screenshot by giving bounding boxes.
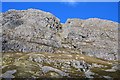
[2,9,62,53]
[1,9,119,79]
[61,18,118,60]
[1,9,118,61]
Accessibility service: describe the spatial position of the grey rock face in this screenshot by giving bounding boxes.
[2,9,62,53]
[28,53,90,73]
[1,9,118,61]
[42,66,69,77]
[61,18,118,60]
[84,70,95,78]
[1,70,17,78]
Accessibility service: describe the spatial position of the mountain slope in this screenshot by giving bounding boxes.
[1,9,119,78]
[1,9,118,61]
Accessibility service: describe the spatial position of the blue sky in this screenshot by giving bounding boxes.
[2,2,118,23]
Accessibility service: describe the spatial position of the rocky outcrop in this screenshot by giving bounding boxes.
[61,18,118,60]
[1,9,118,61]
[2,52,119,78]
[2,9,62,53]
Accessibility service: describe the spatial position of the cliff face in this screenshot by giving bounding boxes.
[2,9,62,53]
[1,9,118,61]
[61,18,118,61]
[1,9,119,78]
